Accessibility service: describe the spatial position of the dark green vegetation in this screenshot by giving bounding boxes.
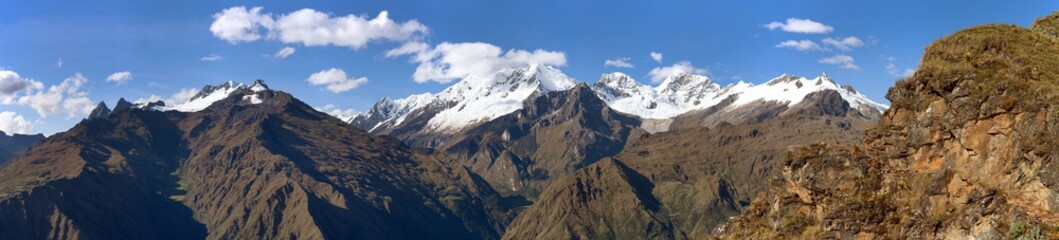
[718,11,1059,239]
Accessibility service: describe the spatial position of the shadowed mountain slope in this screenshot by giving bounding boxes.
[0,85,513,239]
[503,90,877,239]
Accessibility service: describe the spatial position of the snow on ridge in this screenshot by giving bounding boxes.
[154,80,275,113]
[592,72,888,119]
[166,81,245,112]
[427,64,576,132]
[352,64,578,133]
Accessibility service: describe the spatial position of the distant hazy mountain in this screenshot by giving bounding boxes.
[0,131,44,164]
[592,72,886,132]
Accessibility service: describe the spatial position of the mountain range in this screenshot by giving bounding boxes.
[7,10,1053,240]
[345,64,883,199]
[0,60,882,239]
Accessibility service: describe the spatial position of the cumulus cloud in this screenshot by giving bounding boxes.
[201,54,223,61]
[210,6,428,49]
[818,54,860,70]
[0,111,35,134]
[135,88,201,106]
[210,6,274,43]
[647,61,707,83]
[775,40,822,51]
[134,95,164,105]
[307,68,368,93]
[822,37,864,51]
[650,52,663,63]
[274,47,296,59]
[106,71,133,84]
[764,18,833,34]
[15,73,95,118]
[603,58,634,68]
[169,88,201,103]
[386,42,567,83]
[0,70,41,100]
[316,104,359,120]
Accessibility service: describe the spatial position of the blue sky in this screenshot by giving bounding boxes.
[0,0,1054,135]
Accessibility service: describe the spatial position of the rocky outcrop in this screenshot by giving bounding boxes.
[717,12,1059,239]
[88,101,111,120]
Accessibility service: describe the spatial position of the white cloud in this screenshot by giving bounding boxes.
[650,52,663,63]
[647,61,707,83]
[822,37,864,51]
[307,68,368,93]
[62,96,95,118]
[764,18,833,34]
[386,42,567,83]
[135,88,200,106]
[775,40,822,51]
[316,104,359,120]
[0,70,41,100]
[106,71,133,84]
[0,111,35,134]
[274,47,296,59]
[210,6,274,43]
[384,41,430,58]
[818,54,860,70]
[201,54,223,61]
[603,58,634,68]
[134,95,164,104]
[884,56,916,78]
[210,6,429,50]
[886,63,915,77]
[57,58,63,68]
[169,88,200,103]
[15,73,95,118]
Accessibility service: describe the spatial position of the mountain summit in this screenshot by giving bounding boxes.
[592,72,886,121]
[0,80,514,239]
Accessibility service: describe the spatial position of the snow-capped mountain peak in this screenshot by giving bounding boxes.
[727,74,887,113]
[592,72,725,119]
[593,72,888,120]
[351,64,577,133]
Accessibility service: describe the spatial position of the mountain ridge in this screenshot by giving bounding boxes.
[0,83,515,239]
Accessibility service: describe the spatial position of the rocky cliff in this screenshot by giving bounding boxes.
[716,12,1059,239]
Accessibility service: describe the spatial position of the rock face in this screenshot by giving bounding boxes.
[503,94,878,239]
[88,101,112,120]
[0,131,45,164]
[0,86,513,239]
[438,84,641,198]
[717,13,1059,239]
